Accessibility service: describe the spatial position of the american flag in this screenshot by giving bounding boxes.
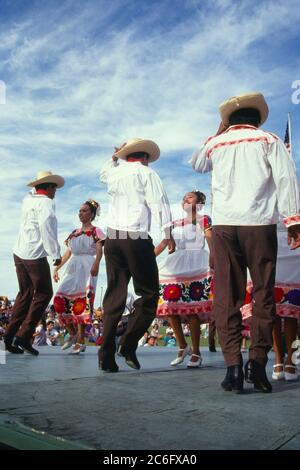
[284,114,292,154]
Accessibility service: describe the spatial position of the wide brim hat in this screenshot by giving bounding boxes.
[219,92,269,126]
[114,138,160,163]
[27,171,65,188]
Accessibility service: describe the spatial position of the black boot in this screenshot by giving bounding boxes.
[14,337,39,356]
[98,348,119,373]
[118,345,141,370]
[4,337,24,354]
[221,365,244,393]
[245,359,272,393]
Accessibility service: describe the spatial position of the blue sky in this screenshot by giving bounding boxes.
[1,0,300,303]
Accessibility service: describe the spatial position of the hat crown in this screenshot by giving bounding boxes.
[115,137,160,162]
[126,138,142,146]
[219,91,268,126]
[36,171,54,180]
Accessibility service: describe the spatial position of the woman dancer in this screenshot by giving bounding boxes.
[155,191,213,367]
[53,200,105,354]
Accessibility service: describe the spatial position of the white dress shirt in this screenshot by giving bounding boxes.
[190,124,300,228]
[100,159,172,233]
[14,193,61,260]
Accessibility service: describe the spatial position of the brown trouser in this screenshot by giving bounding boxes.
[212,225,277,367]
[5,255,53,342]
[101,230,159,357]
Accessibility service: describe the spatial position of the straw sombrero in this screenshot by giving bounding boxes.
[114,138,160,163]
[219,92,269,126]
[27,171,65,188]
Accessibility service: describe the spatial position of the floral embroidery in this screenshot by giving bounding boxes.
[53,296,66,314]
[171,216,212,232]
[72,298,87,315]
[65,227,100,246]
[159,276,212,305]
[242,285,300,320]
[54,294,93,324]
[285,289,300,306]
[274,287,284,303]
[189,282,204,301]
[283,215,300,227]
[163,284,182,302]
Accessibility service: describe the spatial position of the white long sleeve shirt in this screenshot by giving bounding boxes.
[100,159,172,233]
[14,193,61,260]
[190,124,300,228]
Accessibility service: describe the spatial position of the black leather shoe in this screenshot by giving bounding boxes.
[4,337,24,354]
[221,365,244,393]
[14,337,39,356]
[118,345,140,370]
[98,349,119,373]
[209,345,217,352]
[245,359,272,393]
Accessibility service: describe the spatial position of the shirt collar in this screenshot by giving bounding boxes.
[225,124,258,132]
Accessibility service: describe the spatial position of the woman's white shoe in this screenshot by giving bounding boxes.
[187,353,202,368]
[170,345,192,366]
[272,363,284,380]
[284,365,298,381]
[61,336,76,351]
[70,343,81,355]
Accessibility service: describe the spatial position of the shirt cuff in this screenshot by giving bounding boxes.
[161,221,173,231]
[283,215,300,228]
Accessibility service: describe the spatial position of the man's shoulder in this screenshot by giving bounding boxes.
[25,194,55,211]
[140,164,160,178]
[259,128,280,142]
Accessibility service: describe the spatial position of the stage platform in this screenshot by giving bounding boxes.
[1,346,300,450]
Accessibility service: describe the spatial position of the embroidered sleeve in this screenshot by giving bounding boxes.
[189,142,213,173]
[171,219,185,229]
[65,230,76,246]
[200,215,212,232]
[93,227,106,244]
[268,138,300,225]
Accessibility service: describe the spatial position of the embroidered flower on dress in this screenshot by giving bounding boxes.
[53,296,66,314]
[285,289,300,306]
[72,298,87,315]
[274,287,284,303]
[189,282,204,301]
[163,284,182,302]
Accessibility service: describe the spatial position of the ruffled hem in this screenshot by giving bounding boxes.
[159,271,212,284]
[157,301,213,322]
[55,285,95,300]
[241,302,300,321]
[57,312,92,326]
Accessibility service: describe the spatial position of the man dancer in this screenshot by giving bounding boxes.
[5,171,64,355]
[191,92,300,393]
[99,138,174,372]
